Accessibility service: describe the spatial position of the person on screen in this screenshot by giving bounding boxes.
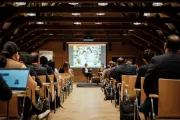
[86,47,95,66]
[79,51,87,66]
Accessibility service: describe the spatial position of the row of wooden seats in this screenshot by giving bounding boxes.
[0,73,74,119]
[121,75,180,119]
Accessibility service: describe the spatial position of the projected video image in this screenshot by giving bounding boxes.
[69,44,106,68]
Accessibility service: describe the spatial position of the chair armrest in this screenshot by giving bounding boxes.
[117,83,122,86]
[125,84,129,87]
[35,86,41,91]
[149,94,159,98]
[134,88,141,92]
[43,83,51,86]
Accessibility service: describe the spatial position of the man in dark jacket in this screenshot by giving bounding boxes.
[30,52,50,83]
[115,57,136,83]
[140,35,180,116]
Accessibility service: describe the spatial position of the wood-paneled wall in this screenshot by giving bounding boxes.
[37,41,143,82]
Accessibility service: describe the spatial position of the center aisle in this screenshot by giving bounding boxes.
[51,85,119,120]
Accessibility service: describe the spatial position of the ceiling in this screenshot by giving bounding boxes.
[0,0,180,53]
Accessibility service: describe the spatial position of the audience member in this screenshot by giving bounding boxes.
[0,55,12,101]
[115,57,136,83]
[1,42,37,89]
[1,42,50,119]
[135,49,155,89]
[101,61,115,80]
[140,35,180,116]
[40,56,54,75]
[30,52,50,83]
[20,52,42,88]
[60,62,74,77]
[48,60,59,74]
[97,63,105,76]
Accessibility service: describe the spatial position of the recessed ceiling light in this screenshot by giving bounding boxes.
[14,2,26,6]
[96,13,105,16]
[133,22,141,25]
[74,22,81,25]
[143,13,151,16]
[26,13,36,16]
[36,22,44,25]
[49,34,54,35]
[98,3,108,6]
[72,13,81,16]
[69,3,79,5]
[152,2,163,7]
[95,22,102,25]
[128,30,135,32]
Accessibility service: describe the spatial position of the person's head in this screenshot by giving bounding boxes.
[19,52,32,65]
[109,61,114,67]
[111,62,117,68]
[30,52,39,63]
[82,51,86,55]
[142,49,155,64]
[101,63,104,68]
[126,61,132,65]
[164,34,180,53]
[40,56,48,66]
[48,60,55,70]
[1,41,20,61]
[117,57,125,65]
[87,47,92,53]
[107,65,110,68]
[84,63,88,67]
[63,62,70,73]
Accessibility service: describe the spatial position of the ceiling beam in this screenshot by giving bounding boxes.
[11,16,175,23]
[24,25,156,30]
[2,0,180,3]
[1,6,180,13]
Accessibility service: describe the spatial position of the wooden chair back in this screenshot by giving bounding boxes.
[38,75,46,98]
[128,76,137,99]
[48,75,55,102]
[122,75,129,85]
[27,76,36,105]
[55,74,61,97]
[140,77,146,104]
[158,79,180,118]
[0,96,19,117]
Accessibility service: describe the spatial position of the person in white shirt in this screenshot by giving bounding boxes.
[82,63,92,81]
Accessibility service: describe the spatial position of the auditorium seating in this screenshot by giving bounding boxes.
[0,74,74,119]
[149,79,180,119]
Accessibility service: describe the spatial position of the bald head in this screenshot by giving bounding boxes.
[117,57,124,65]
[30,52,39,63]
[165,35,180,52]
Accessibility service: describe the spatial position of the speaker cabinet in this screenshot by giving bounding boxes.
[108,42,112,51]
[63,42,66,51]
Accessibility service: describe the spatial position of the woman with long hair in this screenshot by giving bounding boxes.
[59,61,74,77]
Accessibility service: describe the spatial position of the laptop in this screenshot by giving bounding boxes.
[0,68,30,94]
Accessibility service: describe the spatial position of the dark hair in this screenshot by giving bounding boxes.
[111,62,117,67]
[48,60,55,71]
[40,56,48,66]
[63,62,70,73]
[20,52,32,65]
[87,47,92,53]
[117,57,124,65]
[2,41,19,58]
[30,52,39,63]
[142,49,155,62]
[0,55,7,68]
[166,35,180,52]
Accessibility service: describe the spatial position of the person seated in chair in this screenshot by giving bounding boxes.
[82,63,92,81]
[139,35,180,117]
